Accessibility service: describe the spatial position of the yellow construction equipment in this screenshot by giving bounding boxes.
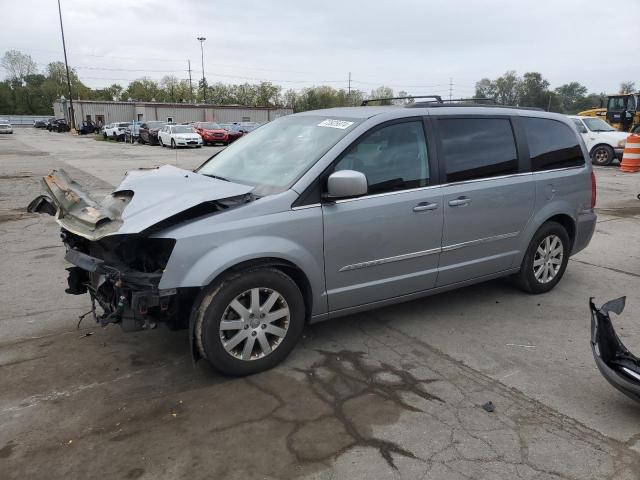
[579,93,640,134]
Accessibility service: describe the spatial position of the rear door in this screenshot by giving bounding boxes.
[434,116,535,286]
[322,118,443,311]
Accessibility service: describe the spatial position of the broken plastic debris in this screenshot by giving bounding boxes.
[590,296,640,403]
[481,401,495,413]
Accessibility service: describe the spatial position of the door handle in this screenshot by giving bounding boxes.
[413,202,439,212]
[448,196,470,207]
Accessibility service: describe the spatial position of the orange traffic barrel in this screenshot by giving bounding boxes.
[620,134,640,173]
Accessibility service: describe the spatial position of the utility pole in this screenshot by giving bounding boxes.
[449,77,453,102]
[187,60,193,102]
[197,37,207,103]
[57,0,75,131]
[348,72,351,96]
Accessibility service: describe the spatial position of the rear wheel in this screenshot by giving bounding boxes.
[194,268,305,376]
[515,221,570,294]
[591,145,614,166]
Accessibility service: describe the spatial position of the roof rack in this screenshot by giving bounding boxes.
[361,95,443,106]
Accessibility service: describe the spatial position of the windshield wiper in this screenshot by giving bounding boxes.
[204,174,230,182]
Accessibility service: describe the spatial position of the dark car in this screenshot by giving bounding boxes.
[78,120,97,135]
[138,121,166,145]
[194,122,229,146]
[48,119,70,133]
[33,120,47,128]
[225,122,260,143]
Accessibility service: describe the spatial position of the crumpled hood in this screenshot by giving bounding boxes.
[41,165,253,240]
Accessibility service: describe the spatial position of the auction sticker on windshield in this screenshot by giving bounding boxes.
[317,119,354,129]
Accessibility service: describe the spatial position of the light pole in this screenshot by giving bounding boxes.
[57,0,75,131]
[197,37,207,103]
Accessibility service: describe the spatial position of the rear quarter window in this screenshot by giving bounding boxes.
[522,117,585,172]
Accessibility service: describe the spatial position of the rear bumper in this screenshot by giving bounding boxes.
[572,210,597,255]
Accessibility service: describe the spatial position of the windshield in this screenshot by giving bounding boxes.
[198,115,361,196]
[199,122,221,129]
[583,118,615,132]
[173,126,194,133]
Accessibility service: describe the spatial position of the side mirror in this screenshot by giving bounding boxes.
[326,170,368,199]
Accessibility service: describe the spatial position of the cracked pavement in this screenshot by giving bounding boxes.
[1,129,640,479]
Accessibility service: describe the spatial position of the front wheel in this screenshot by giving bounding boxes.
[591,145,614,166]
[515,221,570,294]
[171,139,176,149]
[194,268,305,376]
[159,137,164,147]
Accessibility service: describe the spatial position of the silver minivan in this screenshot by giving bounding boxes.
[30,104,597,375]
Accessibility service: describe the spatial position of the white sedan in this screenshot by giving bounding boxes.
[158,124,203,149]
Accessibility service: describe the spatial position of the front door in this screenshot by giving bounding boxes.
[322,119,443,312]
[434,116,535,286]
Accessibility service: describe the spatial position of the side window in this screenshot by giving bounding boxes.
[438,118,518,183]
[571,118,588,134]
[334,121,429,195]
[522,117,584,172]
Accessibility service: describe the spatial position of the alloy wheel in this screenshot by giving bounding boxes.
[593,147,610,165]
[219,288,290,361]
[533,234,564,284]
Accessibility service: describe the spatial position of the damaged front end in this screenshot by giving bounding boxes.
[64,233,180,331]
[28,165,254,332]
[590,297,640,403]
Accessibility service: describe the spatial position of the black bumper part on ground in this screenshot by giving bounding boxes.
[590,296,640,403]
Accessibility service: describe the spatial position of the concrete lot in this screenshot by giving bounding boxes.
[1,128,640,479]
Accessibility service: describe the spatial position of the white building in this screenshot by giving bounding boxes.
[53,99,292,127]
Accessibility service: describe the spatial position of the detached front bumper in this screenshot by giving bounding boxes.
[65,248,177,331]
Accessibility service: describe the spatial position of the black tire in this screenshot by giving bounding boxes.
[159,137,164,147]
[632,125,640,134]
[171,139,176,149]
[194,267,305,376]
[591,144,614,166]
[515,221,570,294]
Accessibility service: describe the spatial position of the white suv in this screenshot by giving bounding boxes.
[103,122,131,141]
[158,124,203,149]
[569,115,628,166]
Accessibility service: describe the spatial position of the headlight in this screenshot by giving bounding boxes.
[617,139,627,148]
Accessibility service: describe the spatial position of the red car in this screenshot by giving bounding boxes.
[193,122,229,146]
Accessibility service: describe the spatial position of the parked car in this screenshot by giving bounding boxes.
[49,119,70,133]
[124,121,142,144]
[44,118,56,130]
[103,122,131,141]
[224,122,260,143]
[568,115,629,166]
[138,121,166,145]
[157,124,202,148]
[0,120,13,134]
[78,120,98,135]
[194,122,229,145]
[28,104,596,376]
[33,120,47,128]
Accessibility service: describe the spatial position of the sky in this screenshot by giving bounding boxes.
[1,0,638,97]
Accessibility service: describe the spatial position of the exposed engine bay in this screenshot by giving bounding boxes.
[28,165,255,332]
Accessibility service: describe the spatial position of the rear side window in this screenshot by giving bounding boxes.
[522,117,584,171]
[438,118,518,183]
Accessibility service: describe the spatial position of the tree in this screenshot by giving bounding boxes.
[555,82,588,113]
[620,81,636,94]
[368,86,394,104]
[519,72,550,109]
[122,78,161,101]
[1,50,37,82]
[474,71,521,105]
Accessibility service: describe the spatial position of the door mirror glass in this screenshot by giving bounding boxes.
[326,170,368,199]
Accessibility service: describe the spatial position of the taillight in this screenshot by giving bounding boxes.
[591,171,597,208]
